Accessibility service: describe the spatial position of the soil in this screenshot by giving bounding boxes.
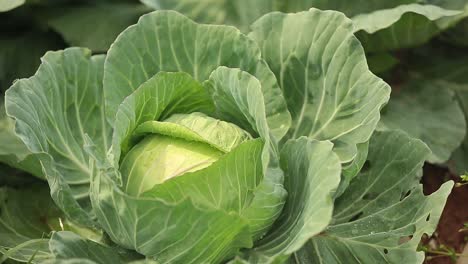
[422,164,468,264]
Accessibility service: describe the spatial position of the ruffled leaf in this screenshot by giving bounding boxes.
[249,9,390,163]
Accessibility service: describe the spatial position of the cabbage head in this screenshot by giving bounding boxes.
[4,8,451,264]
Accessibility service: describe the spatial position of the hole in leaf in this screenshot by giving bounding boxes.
[400,190,411,201]
[384,248,388,254]
[426,214,431,221]
[349,212,363,222]
[398,235,413,245]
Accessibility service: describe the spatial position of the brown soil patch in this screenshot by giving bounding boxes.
[422,164,468,264]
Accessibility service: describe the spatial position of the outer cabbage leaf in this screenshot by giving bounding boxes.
[141,0,277,32]
[141,0,227,24]
[205,67,272,147]
[5,48,112,227]
[204,67,287,239]
[0,184,59,263]
[0,184,137,264]
[0,32,63,177]
[449,83,468,174]
[0,0,24,12]
[139,0,416,28]
[353,4,463,52]
[0,179,147,264]
[280,0,415,16]
[104,10,290,140]
[48,231,139,264]
[244,137,341,262]
[423,0,467,9]
[44,4,150,52]
[379,79,466,164]
[337,141,369,197]
[426,0,468,46]
[408,45,468,174]
[441,16,468,46]
[293,130,453,263]
[248,9,390,164]
[0,104,43,178]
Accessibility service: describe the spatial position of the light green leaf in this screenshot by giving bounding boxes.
[41,259,98,264]
[353,4,461,33]
[353,4,463,52]
[104,10,290,140]
[5,48,111,227]
[379,79,466,163]
[44,4,150,52]
[160,112,253,152]
[249,8,390,163]
[295,130,453,264]
[0,0,24,12]
[337,141,369,197]
[0,32,62,177]
[133,112,252,154]
[143,139,263,213]
[0,104,43,178]
[128,260,159,264]
[226,257,251,264]
[205,67,272,146]
[246,137,341,262]
[204,67,287,239]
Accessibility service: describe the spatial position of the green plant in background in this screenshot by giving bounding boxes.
[1,0,467,263]
[460,222,468,232]
[456,173,468,187]
[418,243,462,263]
